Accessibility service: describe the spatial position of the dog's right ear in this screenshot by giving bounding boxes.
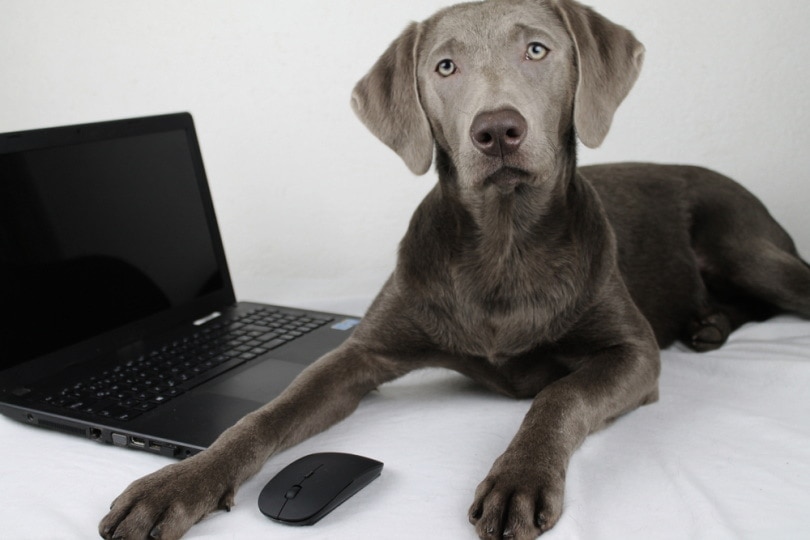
[351,23,434,176]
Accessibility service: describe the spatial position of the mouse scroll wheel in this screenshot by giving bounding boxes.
[285,485,302,500]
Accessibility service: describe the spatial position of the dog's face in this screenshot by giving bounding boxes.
[352,0,645,195]
[416,1,576,192]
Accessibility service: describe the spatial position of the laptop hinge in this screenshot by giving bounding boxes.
[193,311,222,326]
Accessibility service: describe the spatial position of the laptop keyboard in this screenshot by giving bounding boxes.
[35,308,334,422]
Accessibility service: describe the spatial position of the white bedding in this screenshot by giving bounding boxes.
[2,294,809,540]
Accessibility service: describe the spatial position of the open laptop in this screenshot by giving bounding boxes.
[0,112,361,458]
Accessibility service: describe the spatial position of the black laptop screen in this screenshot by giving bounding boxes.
[0,128,225,369]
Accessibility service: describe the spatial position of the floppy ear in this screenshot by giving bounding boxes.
[553,0,645,148]
[351,22,434,175]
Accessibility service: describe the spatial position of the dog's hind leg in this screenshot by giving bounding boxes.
[680,171,810,349]
[684,240,810,352]
[689,177,810,327]
[712,240,810,317]
[689,244,810,352]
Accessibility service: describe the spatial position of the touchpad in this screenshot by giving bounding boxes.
[206,358,306,404]
[148,392,265,449]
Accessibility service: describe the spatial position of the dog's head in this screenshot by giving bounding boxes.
[351,0,644,192]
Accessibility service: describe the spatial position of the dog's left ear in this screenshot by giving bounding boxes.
[553,0,645,148]
[351,22,434,175]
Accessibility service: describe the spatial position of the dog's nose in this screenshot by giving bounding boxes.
[470,109,527,157]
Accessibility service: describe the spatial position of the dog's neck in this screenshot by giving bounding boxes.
[395,135,614,355]
[395,138,613,353]
[434,139,579,253]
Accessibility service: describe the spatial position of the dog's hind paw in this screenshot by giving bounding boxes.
[685,311,732,352]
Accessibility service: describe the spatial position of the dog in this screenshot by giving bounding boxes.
[99,1,810,538]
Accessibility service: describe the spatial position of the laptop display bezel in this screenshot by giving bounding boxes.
[0,112,237,391]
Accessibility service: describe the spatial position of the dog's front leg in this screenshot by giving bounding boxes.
[468,342,660,540]
[99,340,405,540]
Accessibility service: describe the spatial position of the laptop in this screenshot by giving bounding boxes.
[0,112,361,458]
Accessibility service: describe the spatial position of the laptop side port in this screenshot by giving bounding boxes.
[89,428,102,440]
[130,436,146,448]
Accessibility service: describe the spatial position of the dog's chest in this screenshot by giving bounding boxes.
[423,249,579,360]
[399,188,592,362]
[452,298,542,359]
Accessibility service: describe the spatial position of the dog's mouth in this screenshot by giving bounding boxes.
[483,167,531,192]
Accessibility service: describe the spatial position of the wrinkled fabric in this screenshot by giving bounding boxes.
[2,301,808,540]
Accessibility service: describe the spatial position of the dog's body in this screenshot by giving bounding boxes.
[587,162,808,350]
[100,1,810,539]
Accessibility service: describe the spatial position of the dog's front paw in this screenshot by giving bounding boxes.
[98,455,235,540]
[468,460,564,539]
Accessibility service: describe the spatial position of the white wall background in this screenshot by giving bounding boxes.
[3,0,809,309]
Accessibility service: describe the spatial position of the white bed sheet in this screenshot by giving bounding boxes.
[2,294,809,540]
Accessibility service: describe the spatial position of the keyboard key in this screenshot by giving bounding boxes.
[116,411,141,421]
[135,402,157,412]
[264,339,287,349]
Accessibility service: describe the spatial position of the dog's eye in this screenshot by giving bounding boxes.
[526,42,549,61]
[436,59,457,77]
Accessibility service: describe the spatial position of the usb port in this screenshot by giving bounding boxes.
[130,436,146,448]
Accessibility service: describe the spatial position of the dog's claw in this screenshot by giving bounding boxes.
[536,512,553,533]
[218,489,236,512]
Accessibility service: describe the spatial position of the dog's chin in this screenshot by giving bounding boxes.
[482,167,532,194]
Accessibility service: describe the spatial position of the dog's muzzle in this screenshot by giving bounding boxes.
[483,167,530,191]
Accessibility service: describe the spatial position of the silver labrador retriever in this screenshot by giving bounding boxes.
[100,1,810,538]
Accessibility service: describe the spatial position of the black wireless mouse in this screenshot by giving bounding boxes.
[258,452,384,526]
